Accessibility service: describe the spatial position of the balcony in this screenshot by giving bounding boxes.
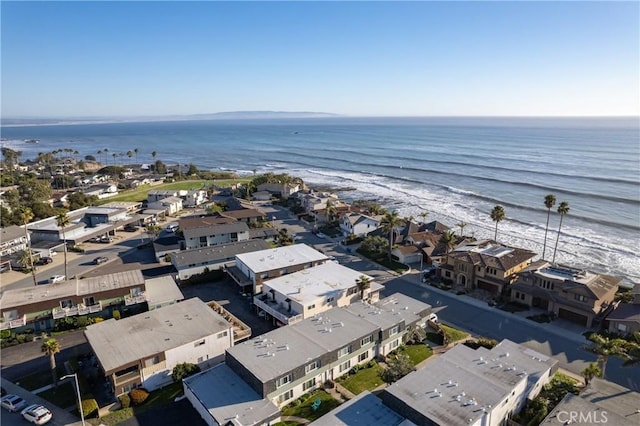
[124,293,147,306]
[113,370,141,386]
[0,315,27,330]
[253,297,303,325]
[53,301,103,319]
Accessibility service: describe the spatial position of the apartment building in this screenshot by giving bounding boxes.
[182,221,250,250]
[85,298,233,395]
[254,262,383,326]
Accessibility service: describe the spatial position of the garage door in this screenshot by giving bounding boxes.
[558,308,588,326]
[477,280,499,294]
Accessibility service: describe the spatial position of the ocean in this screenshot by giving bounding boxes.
[2,116,639,286]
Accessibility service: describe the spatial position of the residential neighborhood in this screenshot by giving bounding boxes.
[1,154,638,426]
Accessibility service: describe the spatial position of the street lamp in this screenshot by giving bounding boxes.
[60,373,85,426]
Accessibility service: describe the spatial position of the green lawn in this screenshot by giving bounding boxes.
[281,390,340,422]
[97,178,251,204]
[37,381,77,409]
[398,344,433,366]
[356,250,410,274]
[87,382,184,426]
[441,324,469,342]
[338,363,384,395]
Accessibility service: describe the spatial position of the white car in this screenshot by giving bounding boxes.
[21,404,52,424]
[1,394,27,412]
[49,275,65,284]
[427,313,438,323]
[166,224,178,232]
[316,232,327,239]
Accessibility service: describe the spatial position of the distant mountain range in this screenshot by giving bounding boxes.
[1,111,341,126]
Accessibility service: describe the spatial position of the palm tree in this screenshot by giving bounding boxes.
[381,210,402,262]
[103,148,109,164]
[419,211,429,224]
[581,363,602,385]
[456,221,468,237]
[112,152,117,165]
[552,201,570,264]
[325,199,337,224]
[134,148,139,164]
[439,230,456,264]
[490,205,506,241]
[542,194,556,260]
[97,150,102,164]
[355,275,372,300]
[42,338,61,388]
[17,206,37,286]
[584,333,632,377]
[127,150,133,164]
[151,151,157,162]
[56,212,70,280]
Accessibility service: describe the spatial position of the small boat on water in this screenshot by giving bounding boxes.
[24,139,39,144]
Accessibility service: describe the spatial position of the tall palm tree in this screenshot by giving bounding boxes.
[439,230,456,264]
[112,152,117,165]
[552,201,570,264]
[97,150,103,164]
[418,211,429,224]
[151,151,157,162]
[581,363,602,385]
[490,205,506,241]
[127,150,133,164]
[355,275,372,300]
[42,338,61,388]
[456,221,467,237]
[134,148,139,164]
[381,210,402,262]
[17,206,37,286]
[103,148,109,164]
[325,199,337,224]
[542,194,556,260]
[584,333,632,378]
[56,212,70,280]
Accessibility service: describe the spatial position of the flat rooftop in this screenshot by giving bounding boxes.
[382,339,557,426]
[262,262,380,305]
[172,240,270,268]
[310,391,414,426]
[235,243,328,274]
[85,298,230,373]
[1,270,145,310]
[184,363,279,426]
[144,275,184,307]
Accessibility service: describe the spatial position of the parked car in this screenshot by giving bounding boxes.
[21,404,52,425]
[427,313,438,323]
[49,275,65,284]
[316,232,327,239]
[123,224,139,232]
[166,224,178,232]
[1,394,27,412]
[98,236,113,243]
[93,256,109,265]
[35,257,53,266]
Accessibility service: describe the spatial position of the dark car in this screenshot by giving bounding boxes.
[93,256,109,265]
[123,224,139,232]
[35,257,53,266]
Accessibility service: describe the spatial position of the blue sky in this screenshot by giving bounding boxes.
[1,1,638,117]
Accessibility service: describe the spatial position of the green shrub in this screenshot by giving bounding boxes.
[118,393,131,409]
[1,329,12,339]
[129,388,149,405]
[112,310,121,320]
[81,397,99,418]
[172,362,201,382]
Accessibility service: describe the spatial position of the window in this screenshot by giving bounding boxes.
[574,294,587,302]
[390,326,399,336]
[338,345,351,358]
[144,356,160,367]
[361,335,372,346]
[303,378,316,391]
[60,299,73,309]
[199,236,207,244]
[486,267,497,275]
[217,331,228,339]
[197,356,203,363]
[339,360,351,373]
[276,374,293,388]
[390,339,400,349]
[194,339,205,347]
[347,287,358,296]
[277,389,294,404]
[305,361,318,374]
[358,351,368,362]
[326,297,334,304]
[307,304,316,310]
[444,271,452,278]
[617,323,628,332]
[84,296,96,306]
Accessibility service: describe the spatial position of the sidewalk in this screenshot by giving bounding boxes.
[417,280,589,346]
